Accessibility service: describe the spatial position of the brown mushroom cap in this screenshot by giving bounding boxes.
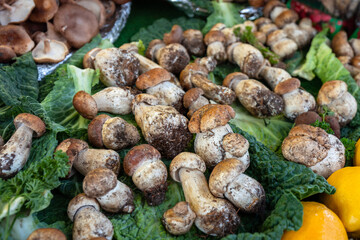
[73,90,98,119]
[222,133,249,158]
[332,31,354,58]
[179,62,208,90]
[83,47,102,69]
[183,88,205,109]
[14,113,46,137]
[29,0,58,23]
[274,78,301,95]
[163,25,183,45]
[0,45,16,63]
[170,152,206,182]
[88,114,111,148]
[27,228,66,240]
[123,144,161,176]
[294,111,322,126]
[274,9,299,28]
[136,68,172,90]
[223,72,249,89]
[0,25,35,55]
[32,39,69,63]
[352,55,360,69]
[263,0,286,18]
[158,43,190,74]
[53,3,99,48]
[325,115,341,138]
[67,193,100,221]
[75,0,106,28]
[254,17,272,28]
[0,0,35,25]
[83,168,117,198]
[204,30,226,46]
[182,29,205,57]
[162,201,196,235]
[146,39,165,61]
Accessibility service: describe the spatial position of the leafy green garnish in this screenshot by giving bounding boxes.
[311,120,335,135]
[341,138,356,166]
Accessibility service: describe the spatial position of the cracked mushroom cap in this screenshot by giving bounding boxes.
[0,25,35,55]
[0,0,35,25]
[27,228,66,240]
[136,68,172,90]
[170,152,206,182]
[83,168,117,198]
[29,0,58,23]
[14,113,46,137]
[188,104,236,133]
[0,45,16,63]
[73,91,98,119]
[67,193,100,221]
[32,39,69,63]
[162,201,196,235]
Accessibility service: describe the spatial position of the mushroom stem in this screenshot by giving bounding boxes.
[43,39,51,54]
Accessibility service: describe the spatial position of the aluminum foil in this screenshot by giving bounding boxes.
[167,0,210,17]
[37,2,132,81]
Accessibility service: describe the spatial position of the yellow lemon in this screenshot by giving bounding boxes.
[321,167,360,237]
[353,138,360,166]
[282,201,347,240]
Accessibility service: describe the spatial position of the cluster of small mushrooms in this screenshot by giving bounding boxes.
[0,0,130,63]
[1,0,359,238]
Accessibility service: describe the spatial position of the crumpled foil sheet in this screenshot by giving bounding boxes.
[37,2,131,81]
[167,0,210,17]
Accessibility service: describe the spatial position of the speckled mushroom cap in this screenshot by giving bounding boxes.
[182,29,205,57]
[67,193,100,221]
[183,88,205,109]
[162,201,196,235]
[83,168,117,198]
[73,90,98,119]
[222,133,249,158]
[209,158,248,198]
[27,228,66,240]
[170,152,206,182]
[274,78,301,95]
[83,47,102,69]
[188,104,236,133]
[158,43,190,74]
[123,144,161,176]
[204,30,226,46]
[87,114,111,148]
[136,68,172,90]
[14,113,46,138]
[179,62,208,90]
[223,72,249,89]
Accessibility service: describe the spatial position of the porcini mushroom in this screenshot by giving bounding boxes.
[332,31,354,58]
[163,25,183,45]
[209,158,266,214]
[183,88,210,117]
[182,29,205,56]
[123,144,168,206]
[27,228,66,240]
[29,0,58,23]
[0,113,45,179]
[204,29,227,63]
[263,0,298,28]
[132,94,192,159]
[32,39,69,63]
[266,29,298,58]
[83,47,102,69]
[0,0,35,25]
[67,193,113,240]
[170,152,240,236]
[0,25,35,55]
[162,201,196,235]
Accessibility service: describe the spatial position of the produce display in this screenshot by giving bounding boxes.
[0,0,360,239]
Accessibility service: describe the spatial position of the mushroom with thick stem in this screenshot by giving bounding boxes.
[0,113,45,179]
[223,72,284,118]
[87,115,140,150]
[0,25,35,55]
[282,124,345,178]
[67,193,114,240]
[73,86,140,119]
[204,29,227,63]
[263,0,299,28]
[183,88,210,117]
[132,94,192,159]
[32,39,69,63]
[27,228,66,240]
[188,104,250,168]
[182,29,205,57]
[254,17,278,36]
[0,0,35,25]
[83,168,134,213]
[29,0,58,23]
[170,152,240,236]
[209,158,265,214]
[317,80,357,126]
[55,138,121,177]
[332,31,354,58]
[123,144,168,206]
[162,201,196,235]
[266,29,298,59]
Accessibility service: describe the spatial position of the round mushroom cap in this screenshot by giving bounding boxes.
[254,17,272,28]
[222,133,249,158]
[32,39,69,63]
[179,62,208,90]
[274,78,301,95]
[183,88,205,109]
[14,113,46,137]
[67,193,100,221]
[182,29,205,57]
[263,0,286,18]
[158,43,190,74]
[170,152,206,182]
[0,45,16,63]
[294,111,322,126]
[0,0,35,25]
[29,0,58,23]
[317,80,348,105]
[83,47,102,69]
[74,0,106,28]
[53,3,99,48]
[163,25,183,45]
[83,168,117,198]
[123,144,161,176]
[162,201,196,235]
[0,25,35,55]
[146,39,165,61]
[73,90,98,119]
[204,30,226,46]
[27,228,66,240]
[102,0,116,19]
[209,158,248,198]
[88,114,111,148]
[223,72,249,89]
[136,68,172,90]
[274,9,299,28]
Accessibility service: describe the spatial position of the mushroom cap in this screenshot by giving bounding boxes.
[274,9,299,28]
[136,68,172,90]
[325,115,341,139]
[75,0,106,28]
[294,111,322,126]
[352,55,360,69]
[179,62,208,90]
[0,45,16,63]
[274,78,301,95]
[162,201,196,235]
[204,30,226,46]
[0,0,35,25]
[0,25,34,55]
[102,0,116,19]
[146,39,165,61]
[53,3,99,48]
[73,90,98,119]
[182,29,205,57]
[29,0,58,23]
[254,31,267,45]
[158,43,190,74]
[254,17,272,28]
[222,133,249,158]
[123,144,161,176]
[88,114,111,148]
[266,29,287,47]
[223,72,249,89]
[209,158,248,198]
[27,228,66,240]
[83,167,117,198]
[67,193,100,221]
[331,31,354,58]
[32,39,69,63]
[14,113,46,137]
[263,0,286,18]
[188,104,236,133]
[170,152,206,182]
[183,88,205,109]
[317,80,348,105]
[83,47,102,69]
[194,56,217,72]
[163,24,183,45]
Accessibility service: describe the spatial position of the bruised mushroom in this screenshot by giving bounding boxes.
[83,168,134,213]
[124,144,168,206]
[29,0,58,23]
[162,201,196,235]
[170,152,240,236]
[0,0,35,25]
[183,88,210,117]
[332,31,354,58]
[282,124,345,178]
[32,39,69,63]
[0,113,45,179]
[67,193,114,240]
[132,94,192,159]
[0,25,35,55]
[27,228,66,240]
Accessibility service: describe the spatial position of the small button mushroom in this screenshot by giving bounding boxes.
[0,45,16,63]
[0,0,35,25]
[182,29,205,56]
[29,0,58,23]
[204,30,227,63]
[132,94,192,159]
[224,72,284,118]
[123,144,168,206]
[87,115,140,150]
[331,31,354,58]
[55,138,120,176]
[317,80,357,126]
[94,48,140,87]
[68,193,114,240]
[209,158,266,214]
[27,228,66,240]
[163,25,183,44]
[282,124,345,178]
[136,68,185,112]
[170,152,240,236]
[83,168,134,213]
[183,88,210,117]
[0,113,46,179]
[0,25,35,55]
[162,201,196,235]
[32,39,69,63]
[83,48,102,69]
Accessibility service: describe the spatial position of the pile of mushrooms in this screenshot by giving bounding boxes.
[0,0,130,63]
